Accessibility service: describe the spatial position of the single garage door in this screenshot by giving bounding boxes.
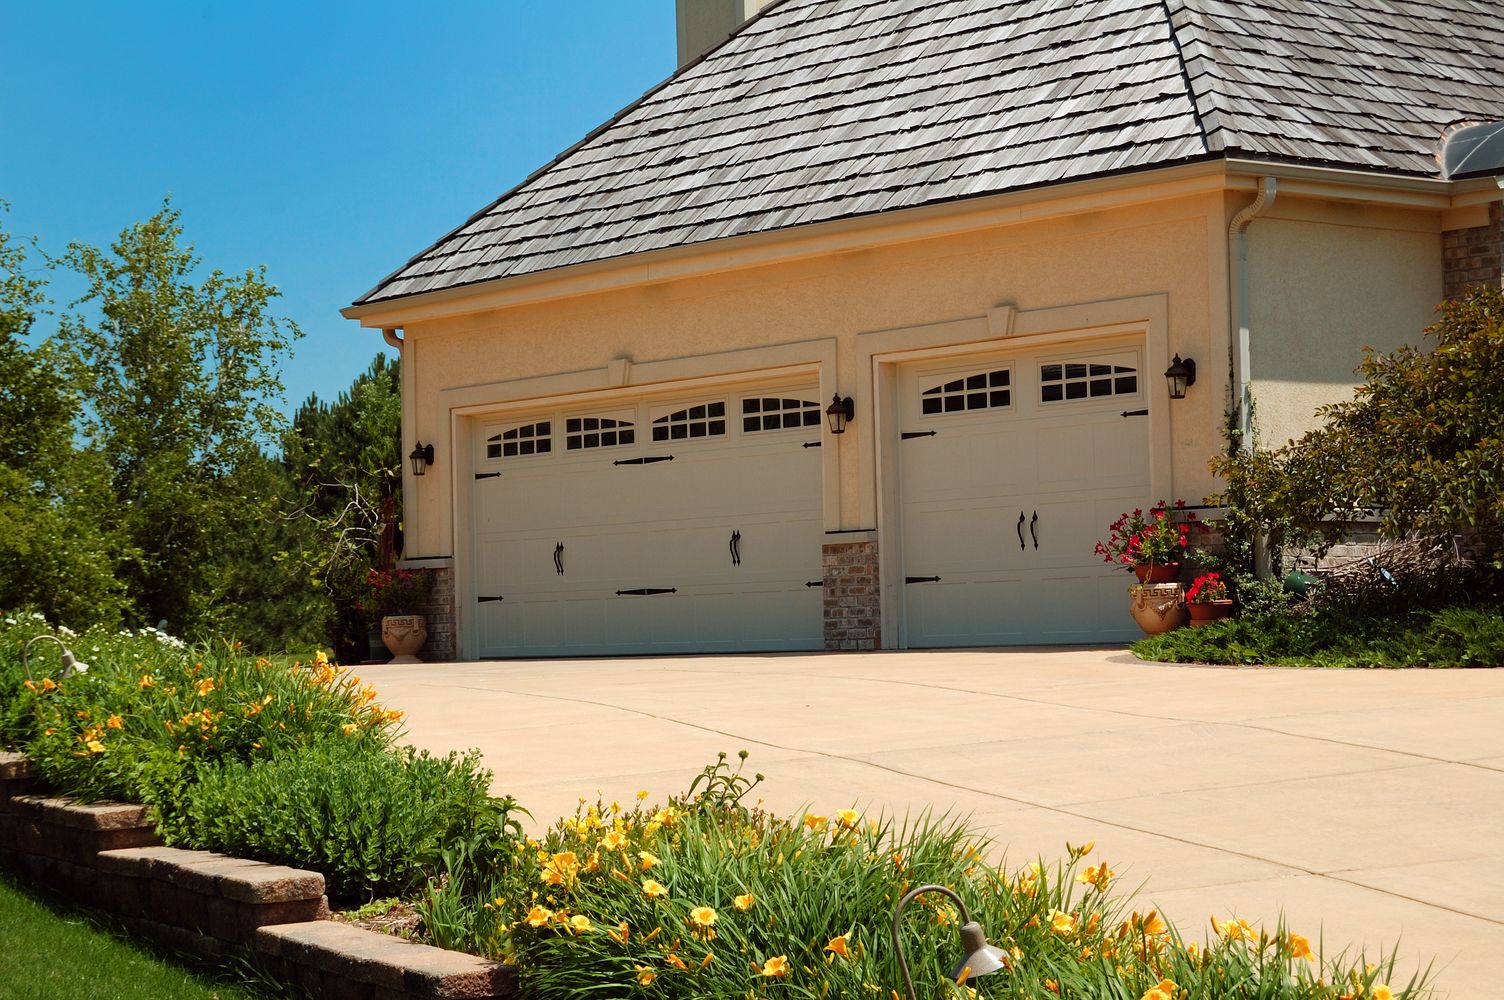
[472,381,825,657]
[898,343,1151,646]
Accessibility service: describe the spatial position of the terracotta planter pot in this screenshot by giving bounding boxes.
[381,614,427,664]
[1187,599,1235,627]
[1128,583,1187,635]
[1133,562,1182,584]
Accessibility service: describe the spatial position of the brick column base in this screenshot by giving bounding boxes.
[410,563,457,661]
[822,537,881,651]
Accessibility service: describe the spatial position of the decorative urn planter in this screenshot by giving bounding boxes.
[381,614,427,663]
[1187,599,1235,627]
[1128,583,1187,635]
[1133,563,1181,584]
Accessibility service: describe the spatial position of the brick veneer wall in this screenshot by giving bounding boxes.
[1442,201,1503,299]
[413,563,456,662]
[822,538,881,650]
[0,753,516,1000]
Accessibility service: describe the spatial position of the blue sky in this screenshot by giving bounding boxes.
[1,1,675,415]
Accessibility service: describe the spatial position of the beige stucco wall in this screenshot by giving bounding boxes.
[1246,197,1441,448]
[397,193,1230,559]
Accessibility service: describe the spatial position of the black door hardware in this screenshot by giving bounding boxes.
[805,580,825,588]
[905,576,942,584]
[553,542,565,575]
[615,588,677,596]
[901,430,937,440]
[729,530,742,567]
[1120,409,1148,418]
[476,595,505,604]
[1030,510,1039,550]
[474,472,502,480]
[801,440,822,448]
[614,455,674,466]
[1016,511,1026,550]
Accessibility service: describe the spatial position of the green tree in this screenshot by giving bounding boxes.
[0,206,128,627]
[279,355,402,660]
[55,200,301,635]
[1214,284,1504,564]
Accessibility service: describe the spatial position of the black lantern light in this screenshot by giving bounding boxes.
[825,394,855,434]
[1164,355,1197,399]
[409,442,435,477]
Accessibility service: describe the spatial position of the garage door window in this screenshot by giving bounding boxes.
[1039,361,1137,403]
[742,397,822,432]
[487,421,553,459]
[565,416,635,450]
[920,369,1012,415]
[651,402,727,442]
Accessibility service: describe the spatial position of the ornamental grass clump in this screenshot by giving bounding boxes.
[420,754,1429,1000]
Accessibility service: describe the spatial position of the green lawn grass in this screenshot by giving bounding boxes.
[0,870,278,1000]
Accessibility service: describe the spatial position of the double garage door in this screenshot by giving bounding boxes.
[472,381,825,657]
[469,342,1151,656]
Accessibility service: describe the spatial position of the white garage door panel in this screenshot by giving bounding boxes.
[472,386,823,657]
[899,346,1150,647]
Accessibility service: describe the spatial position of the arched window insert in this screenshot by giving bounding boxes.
[921,369,1012,414]
[486,421,553,459]
[566,416,635,450]
[651,402,726,442]
[1039,362,1138,403]
[742,397,822,432]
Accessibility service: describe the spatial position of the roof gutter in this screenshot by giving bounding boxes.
[1228,177,1276,453]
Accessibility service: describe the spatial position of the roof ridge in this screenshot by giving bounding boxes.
[1159,0,1224,154]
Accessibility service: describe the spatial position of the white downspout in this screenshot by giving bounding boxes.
[1228,177,1276,453]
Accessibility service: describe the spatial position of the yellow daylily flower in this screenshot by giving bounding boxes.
[825,935,850,958]
[835,808,860,828]
[759,955,789,978]
[642,879,668,898]
[525,905,553,927]
[1288,932,1314,961]
[689,906,717,928]
[1048,909,1077,935]
[734,892,755,911]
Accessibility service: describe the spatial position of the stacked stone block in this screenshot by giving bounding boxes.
[414,563,457,662]
[822,538,881,650]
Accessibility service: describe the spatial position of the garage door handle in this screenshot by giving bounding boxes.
[616,588,677,596]
[553,542,565,575]
[1030,510,1039,550]
[1016,511,1026,550]
[730,530,741,566]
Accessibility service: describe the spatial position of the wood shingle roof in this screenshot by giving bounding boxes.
[356,0,1504,306]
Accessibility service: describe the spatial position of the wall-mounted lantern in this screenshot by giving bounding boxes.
[825,394,855,434]
[1164,355,1197,399]
[409,442,435,477]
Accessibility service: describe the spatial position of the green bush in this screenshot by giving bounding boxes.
[164,742,521,901]
[1133,603,1504,667]
[421,757,1429,1000]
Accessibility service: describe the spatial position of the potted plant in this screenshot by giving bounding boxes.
[363,567,434,663]
[1094,500,1199,583]
[1185,571,1234,626]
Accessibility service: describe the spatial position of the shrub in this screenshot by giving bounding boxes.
[422,756,1429,1000]
[164,742,521,900]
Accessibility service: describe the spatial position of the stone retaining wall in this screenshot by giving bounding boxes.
[0,752,515,1000]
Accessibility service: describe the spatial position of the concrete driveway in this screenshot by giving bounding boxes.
[359,649,1503,998]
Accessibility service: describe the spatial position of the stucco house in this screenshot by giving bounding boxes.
[344,0,1504,661]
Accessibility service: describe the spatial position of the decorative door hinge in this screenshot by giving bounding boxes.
[904,575,941,584]
[1120,409,1148,418]
[476,595,505,604]
[805,580,825,588]
[901,430,937,440]
[615,588,677,596]
[475,472,502,480]
[614,455,674,466]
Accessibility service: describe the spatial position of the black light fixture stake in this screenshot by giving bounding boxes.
[1164,355,1196,399]
[826,394,855,434]
[891,884,1006,1000]
[409,442,435,476]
